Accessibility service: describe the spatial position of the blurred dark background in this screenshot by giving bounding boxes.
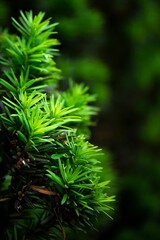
[0,0,160,239]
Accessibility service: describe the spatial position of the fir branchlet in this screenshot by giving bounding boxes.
[0,11,115,240]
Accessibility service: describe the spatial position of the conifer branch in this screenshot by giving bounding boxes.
[0,11,115,239]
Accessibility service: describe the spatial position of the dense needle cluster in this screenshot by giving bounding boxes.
[0,11,114,239]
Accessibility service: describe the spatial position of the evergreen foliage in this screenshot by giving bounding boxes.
[0,11,114,239]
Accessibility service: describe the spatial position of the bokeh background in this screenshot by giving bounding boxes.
[0,0,160,239]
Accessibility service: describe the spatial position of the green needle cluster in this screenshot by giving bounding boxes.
[0,11,114,240]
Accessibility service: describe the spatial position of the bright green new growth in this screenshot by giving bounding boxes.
[0,11,114,239]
